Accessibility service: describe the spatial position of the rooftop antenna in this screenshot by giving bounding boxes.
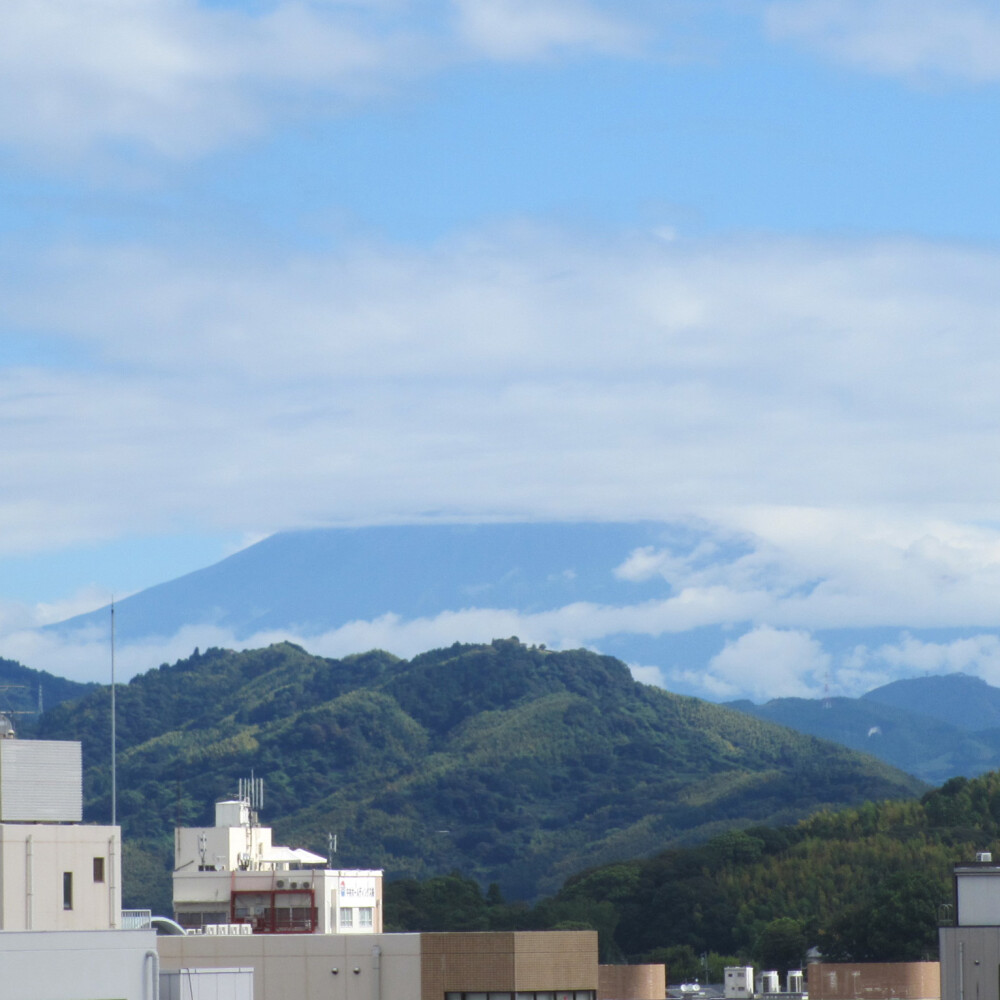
[111,597,117,828]
[238,775,264,823]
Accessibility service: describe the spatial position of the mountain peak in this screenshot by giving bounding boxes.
[863,672,1000,732]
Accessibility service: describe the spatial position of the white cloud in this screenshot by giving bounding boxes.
[452,0,642,61]
[0,591,96,633]
[6,226,1000,700]
[4,229,1000,565]
[627,662,668,687]
[847,633,1000,688]
[612,509,1000,632]
[764,0,1000,82]
[0,0,648,159]
[8,569,1000,699]
[680,625,829,701]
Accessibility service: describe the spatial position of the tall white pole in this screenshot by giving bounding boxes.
[111,598,117,828]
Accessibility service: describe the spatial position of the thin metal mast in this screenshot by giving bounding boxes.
[111,598,117,828]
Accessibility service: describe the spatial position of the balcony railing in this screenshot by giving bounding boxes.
[122,909,152,930]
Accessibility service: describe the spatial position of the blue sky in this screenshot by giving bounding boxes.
[5,0,1000,697]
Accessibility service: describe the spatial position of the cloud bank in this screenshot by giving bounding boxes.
[3,229,1000,552]
[765,0,1000,82]
[0,0,648,159]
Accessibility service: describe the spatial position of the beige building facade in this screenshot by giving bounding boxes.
[0,822,121,931]
[597,962,666,1000]
[0,737,121,932]
[158,929,599,1000]
[0,733,156,1000]
[808,962,941,1000]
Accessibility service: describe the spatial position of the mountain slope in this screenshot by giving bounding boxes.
[0,656,97,724]
[51,523,674,642]
[36,640,925,910]
[727,675,1000,784]
[863,673,1000,731]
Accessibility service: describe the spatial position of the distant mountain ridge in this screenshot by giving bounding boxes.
[43,524,1000,714]
[0,656,97,724]
[34,639,924,912]
[51,523,674,642]
[727,673,1000,784]
[863,673,1000,731]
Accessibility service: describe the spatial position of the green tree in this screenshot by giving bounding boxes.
[754,918,806,974]
[823,871,943,961]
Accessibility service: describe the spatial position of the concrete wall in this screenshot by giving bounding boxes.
[159,930,423,1000]
[808,962,941,1000]
[0,823,121,931]
[940,926,1000,1000]
[420,930,598,999]
[159,930,598,1000]
[599,963,666,1000]
[160,967,255,1000]
[0,928,157,1000]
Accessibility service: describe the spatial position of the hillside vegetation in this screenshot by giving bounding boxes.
[387,772,1000,969]
[35,639,923,913]
[0,656,97,721]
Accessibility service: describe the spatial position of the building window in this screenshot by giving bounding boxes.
[93,857,105,883]
[359,906,373,928]
[341,907,353,928]
[63,871,73,910]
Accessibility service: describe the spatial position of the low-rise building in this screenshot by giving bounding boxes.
[0,737,122,932]
[158,928,600,1000]
[0,728,158,1000]
[173,796,382,934]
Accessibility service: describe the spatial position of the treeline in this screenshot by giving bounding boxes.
[387,773,1000,972]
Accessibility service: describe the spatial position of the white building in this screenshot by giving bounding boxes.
[0,737,122,931]
[725,966,754,999]
[173,797,383,934]
[0,728,166,1000]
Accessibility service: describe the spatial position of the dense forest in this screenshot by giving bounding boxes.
[386,772,1000,973]
[30,639,922,914]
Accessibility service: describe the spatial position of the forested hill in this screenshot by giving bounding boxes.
[498,771,1000,969]
[36,640,923,911]
[0,656,97,720]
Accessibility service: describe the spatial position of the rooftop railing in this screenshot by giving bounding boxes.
[122,909,152,930]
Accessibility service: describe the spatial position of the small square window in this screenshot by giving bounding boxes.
[93,857,105,883]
